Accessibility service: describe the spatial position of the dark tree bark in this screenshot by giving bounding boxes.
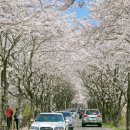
[1,59,9,122]
[127,73,130,130]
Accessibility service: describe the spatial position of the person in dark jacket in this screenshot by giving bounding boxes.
[34,109,40,118]
[14,108,19,130]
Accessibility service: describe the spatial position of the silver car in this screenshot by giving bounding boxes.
[56,111,74,130]
[82,109,102,127]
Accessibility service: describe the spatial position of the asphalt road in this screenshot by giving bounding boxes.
[73,115,111,130]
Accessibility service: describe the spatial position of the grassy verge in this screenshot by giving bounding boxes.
[103,123,125,130]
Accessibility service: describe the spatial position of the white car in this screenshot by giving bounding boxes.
[30,113,68,130]
[56,111,74,130]
[70,110,77,118]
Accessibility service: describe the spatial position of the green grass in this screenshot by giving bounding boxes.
[103,123,125,130]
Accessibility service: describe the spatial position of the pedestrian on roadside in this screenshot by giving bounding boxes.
[14,108,19,130]
[34,109,40,118]
[6,105,13,130]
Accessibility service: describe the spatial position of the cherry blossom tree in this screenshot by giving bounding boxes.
[0,0,81,126]
[76,0,130,128]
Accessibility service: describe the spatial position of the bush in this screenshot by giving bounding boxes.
[23,104,31,117]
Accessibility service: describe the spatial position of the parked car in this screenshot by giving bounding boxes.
[82,109,102,127]
[79,109,85,119]
[56,111,74,130]
[70,109,77,118]
[30,112,68,130]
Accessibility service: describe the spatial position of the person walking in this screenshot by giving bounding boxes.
[6,105,13,130]
[14,108,19,130]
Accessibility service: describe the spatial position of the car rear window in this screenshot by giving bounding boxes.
[80,110,85,113]
[71,110,76,112]
[86,110,99,115]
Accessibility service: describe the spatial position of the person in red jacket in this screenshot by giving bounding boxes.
[6,105,13,130]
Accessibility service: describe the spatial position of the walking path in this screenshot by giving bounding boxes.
[12,127,28,130]
[21,127,28,130]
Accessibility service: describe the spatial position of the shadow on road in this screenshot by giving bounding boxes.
[82,125,100,127]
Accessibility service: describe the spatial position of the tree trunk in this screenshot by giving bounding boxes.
[18,95,23,128]
[1,59,9,123]
[30,97,34,117]
[126,73,130,130]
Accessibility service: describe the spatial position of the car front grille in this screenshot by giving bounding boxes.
[40,127,53,130]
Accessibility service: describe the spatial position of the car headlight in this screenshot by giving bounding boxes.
[30,126,39,130]
[54,127,64,130]
[66,119,70,122]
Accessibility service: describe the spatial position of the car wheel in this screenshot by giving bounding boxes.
[98,123,102,127]
[82,123,85,127]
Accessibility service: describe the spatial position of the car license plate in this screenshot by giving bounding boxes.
[89,117,96,121]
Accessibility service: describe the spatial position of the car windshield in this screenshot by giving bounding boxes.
[35,114,64,122]
[86,110,99,115]
[62,112,71,117]
[57,112,71,118]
